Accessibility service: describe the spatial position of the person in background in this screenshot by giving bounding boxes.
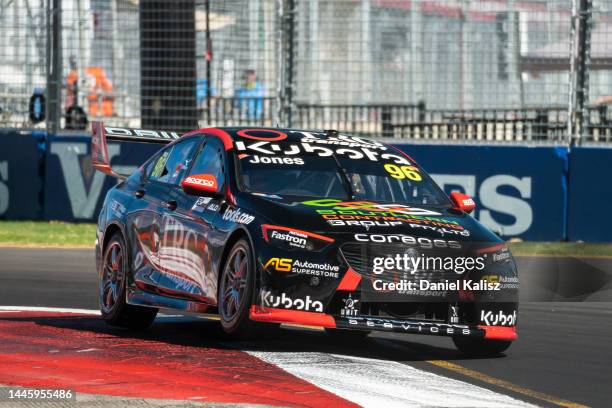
[235,69,264,120]
[64,56,79,111]
[63,57,114,118]
[85,67,114,117]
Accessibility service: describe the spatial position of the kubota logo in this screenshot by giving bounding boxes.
[480,310,517,326]
[264,258,292,272]
[261,290,323,312]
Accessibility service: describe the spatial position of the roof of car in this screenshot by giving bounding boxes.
[194,127,385,147]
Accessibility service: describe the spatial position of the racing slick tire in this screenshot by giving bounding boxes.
[325,328,371,338]
[218,238,260,338]
[99,232,158,329]
[452,336,512,356]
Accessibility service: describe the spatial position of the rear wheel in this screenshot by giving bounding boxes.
[218,239,258,338]
[453,336,512,356]
[99,232,158,329]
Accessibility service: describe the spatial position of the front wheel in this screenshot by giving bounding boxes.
[218,239,257,338]
[453,336,512,356]
[99,232,158,329]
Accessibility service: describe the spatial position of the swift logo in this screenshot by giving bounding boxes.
[261,290,323,312]
[480,310,517,326]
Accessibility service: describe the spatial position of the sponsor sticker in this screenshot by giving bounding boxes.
[191,196,212,212]
[354,233,462,249]
[264,257,340,279]
[341,294,359,317]
[270,229,308,249]
[222,207,255,224]
[110,199,126,217]
[234,131,410,165]
[206,202,221,212]
[244,155,305,165]
[184,174,218,190]
[343,316,473,336]
[260,290,323,312]
[480,309,517,326]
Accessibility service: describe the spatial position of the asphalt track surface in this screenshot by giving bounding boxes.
[0,247,611,407]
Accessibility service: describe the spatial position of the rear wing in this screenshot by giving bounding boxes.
[91,121,182,179]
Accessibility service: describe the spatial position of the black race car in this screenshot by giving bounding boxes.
[92,123,518,355]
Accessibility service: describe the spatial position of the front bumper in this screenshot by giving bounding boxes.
[249,306,517,341]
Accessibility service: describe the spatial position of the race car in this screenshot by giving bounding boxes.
[92,122,518,355]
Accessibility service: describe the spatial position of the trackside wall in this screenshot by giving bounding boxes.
[0,130,610,241]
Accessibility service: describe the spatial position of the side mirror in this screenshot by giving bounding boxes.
[450,191,476,214]
[182,174,220,196]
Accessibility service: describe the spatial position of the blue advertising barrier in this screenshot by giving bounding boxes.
[0,130,45,220]
[567,147,612,242]
[43,135,161,221]
[4,130,612,241]
[396,144,569,241]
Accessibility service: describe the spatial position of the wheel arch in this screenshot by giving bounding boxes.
[216,226,258,303]
[102,221,127,254]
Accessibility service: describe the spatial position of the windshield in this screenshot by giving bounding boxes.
[236,150,451,207]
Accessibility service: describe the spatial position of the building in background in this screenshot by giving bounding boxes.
[0,0,610,141]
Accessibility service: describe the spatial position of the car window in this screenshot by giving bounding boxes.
[187,137,225,186]
[148,137,201,185]
[237,149,450,207]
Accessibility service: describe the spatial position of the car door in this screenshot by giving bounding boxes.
[127,136,202,294]
[159,136,227,304]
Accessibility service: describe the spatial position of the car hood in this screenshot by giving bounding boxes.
[238,193,501,243]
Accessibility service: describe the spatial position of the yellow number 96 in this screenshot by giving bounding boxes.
[384,164,422,181]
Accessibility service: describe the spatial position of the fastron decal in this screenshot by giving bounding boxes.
[271,230,308,248]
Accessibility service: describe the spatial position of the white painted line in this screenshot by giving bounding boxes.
[0,306,182,318]
[249,351,537,408]
[0,306,101,315]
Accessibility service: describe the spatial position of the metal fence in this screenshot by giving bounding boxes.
[0,0,610,144]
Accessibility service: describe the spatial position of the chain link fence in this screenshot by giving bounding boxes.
[0,0,609,143]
